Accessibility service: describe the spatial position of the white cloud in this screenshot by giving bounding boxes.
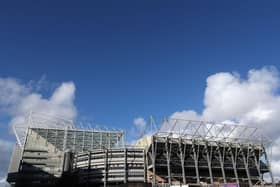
[170,66,280,181]
[127,117,148,144]
[0,78,29,113]
[133,117,147,131]
[0,77,77,183]
[0,79,77,127]
[171,110,201,121]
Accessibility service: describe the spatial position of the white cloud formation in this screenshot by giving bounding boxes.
[0,78,29,113]
[134,117,147,131]
[0,77,77,184]
[170,66,280,181]
[127,117,148,145]
[16,83,74,121]
[171,110,201,121]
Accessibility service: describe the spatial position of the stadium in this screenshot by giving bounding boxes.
[7,112,275,187]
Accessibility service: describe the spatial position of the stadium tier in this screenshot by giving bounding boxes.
[7,113,275,187]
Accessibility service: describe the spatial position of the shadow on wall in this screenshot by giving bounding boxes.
[7,162,81,187]
[7,161,150,187]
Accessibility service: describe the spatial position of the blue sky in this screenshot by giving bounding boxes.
[1,0,280,136]
[3,0,280,182]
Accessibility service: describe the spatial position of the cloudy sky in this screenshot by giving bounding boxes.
[1,0,280,185]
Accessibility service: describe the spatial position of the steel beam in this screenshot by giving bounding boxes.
[144,149,147,183]
[104,149,108,187]
[165,138,172,185]
[228,145,240,186]
[204,143,213,185]
[152,136,156,185]
[240,145,252,187]
[179,139,186,184]
[252,147,264,186]
[192,140,200,184]
[218,145,227,184]
[263,146,275,187]
[124,148,127,183]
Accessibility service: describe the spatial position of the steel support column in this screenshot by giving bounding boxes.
[192,140,200,184]
[104,149,108,187]
[179,139,186,184]
[217,144,227,184]
[124,148,127,183]
[229,146,240,186]
[87,152,91,187]
[240,146,252,187]
[263,146,275,187]
[205,143,213,185]
[252,147,264,186]
[144,149,147,183]
[151,136,156,186]
[88,152,91,169]
[165,138,172,185]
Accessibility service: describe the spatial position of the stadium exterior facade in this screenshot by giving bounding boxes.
[7,113,275,187]
[146,118,274,187]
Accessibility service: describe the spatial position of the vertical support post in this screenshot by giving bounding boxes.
[87,152,91,186]
[82,131,85,152]
[104,149,108,187]
[151,136,156,186]
[179,139,186,184]
[240,145,252,187]
[100,132,103,149]
[91,131,94,150]
[217,144,227,184]
[252,147,264,186]
[229,145,240,186]
[144,149,147,183]
[73,131,76,152]
[54,129,58,150]
[46,128,49,145]
[88,152,91,169]
[74,154,77,170]
[192,140,200,184]
[121,131,125,147]
[109,133,111,149]
[263,146,275,187]
[63,151,72,172]
[124,148,127,183]
[165,138,172,185]
[205,143,213,185]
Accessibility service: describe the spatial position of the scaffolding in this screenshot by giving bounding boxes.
[147,118,275,187]
[8,112,126,186]
[12,112,125,151]
[8,114,275,187]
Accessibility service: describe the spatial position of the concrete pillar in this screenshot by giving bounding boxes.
[124,148,127,183]
[144,149,147,183]
[88,152,91,169]
[63,151,73,173]
[104,149,108,187]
